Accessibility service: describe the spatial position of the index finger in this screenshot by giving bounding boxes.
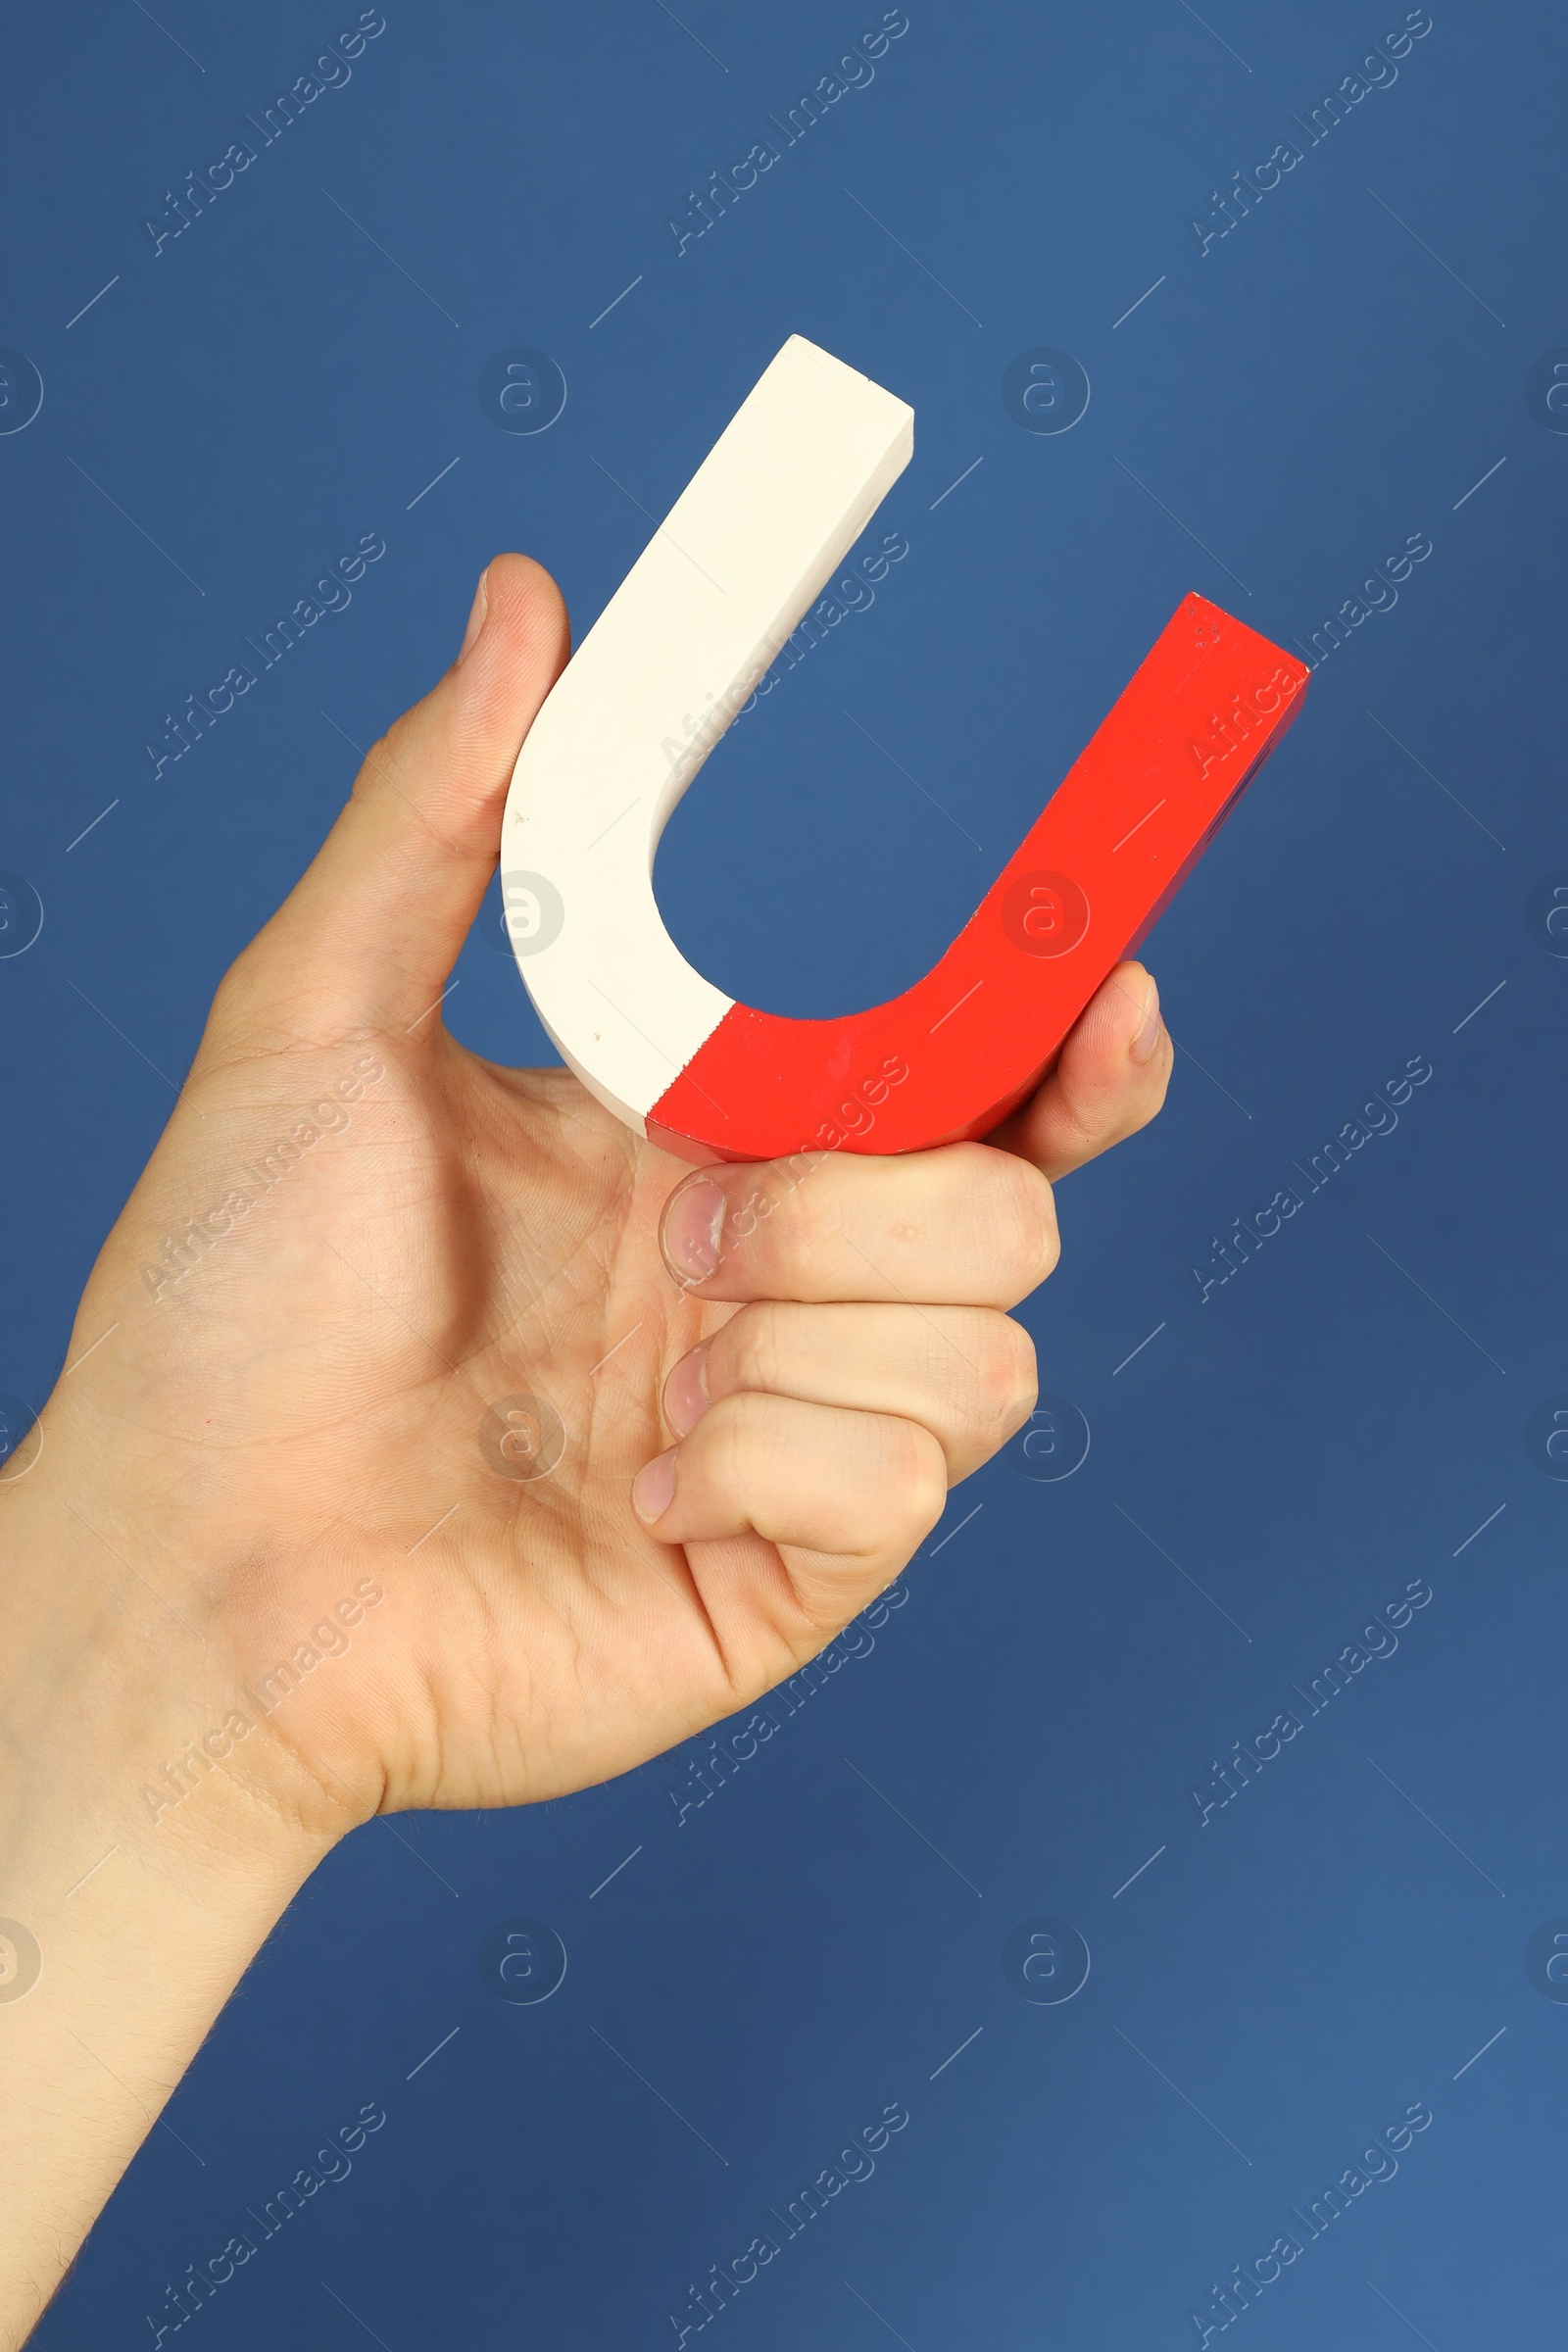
[658,1142,1059,1309]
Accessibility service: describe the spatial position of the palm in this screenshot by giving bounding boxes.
[72,1012,807,1822]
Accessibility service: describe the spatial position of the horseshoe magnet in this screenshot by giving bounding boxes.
[501,334,1308,1163]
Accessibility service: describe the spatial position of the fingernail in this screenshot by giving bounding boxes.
[660,1176,726,1289]
[663,1344,711,1438]
[631,1447,677,1526]
[457,566,489,664]
[1130,980,1162,1064]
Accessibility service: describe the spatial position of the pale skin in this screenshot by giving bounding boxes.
[0,554,1171,2345]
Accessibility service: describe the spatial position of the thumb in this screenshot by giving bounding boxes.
[990,959,1172,1180]
[240,553,570,1030]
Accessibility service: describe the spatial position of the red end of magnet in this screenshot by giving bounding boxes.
[647,594,1307,1164]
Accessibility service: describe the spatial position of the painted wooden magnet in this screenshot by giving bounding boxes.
[500,333,1308,1163]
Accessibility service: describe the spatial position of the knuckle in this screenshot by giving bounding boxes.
[976,1315,1038,1437]
[697,1390,766,1488]
[720,1301,785,1396]
[1055,1090,1112,1155]
[886,1420,948,1540]
[989,1156,1060,1291]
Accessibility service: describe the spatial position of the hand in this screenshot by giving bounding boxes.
[10,552,1172,1833]
[0,555,1170,2342]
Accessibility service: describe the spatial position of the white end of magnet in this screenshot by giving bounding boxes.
[501,334,914,1132]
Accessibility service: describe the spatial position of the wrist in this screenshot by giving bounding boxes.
[0,1459,347,1896]
[0,1467,345,2349]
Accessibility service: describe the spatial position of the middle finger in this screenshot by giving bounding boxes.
[662,1299,1039,1481]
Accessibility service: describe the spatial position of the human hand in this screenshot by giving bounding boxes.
[0,556,1170,2343]
[7,552,1172,1838]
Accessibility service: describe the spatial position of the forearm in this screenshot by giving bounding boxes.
[0,1477,334,2350]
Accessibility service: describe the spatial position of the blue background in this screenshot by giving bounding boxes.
[4,1,1566,2344]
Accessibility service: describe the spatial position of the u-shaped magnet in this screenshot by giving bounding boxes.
[500,335,1308,1163]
